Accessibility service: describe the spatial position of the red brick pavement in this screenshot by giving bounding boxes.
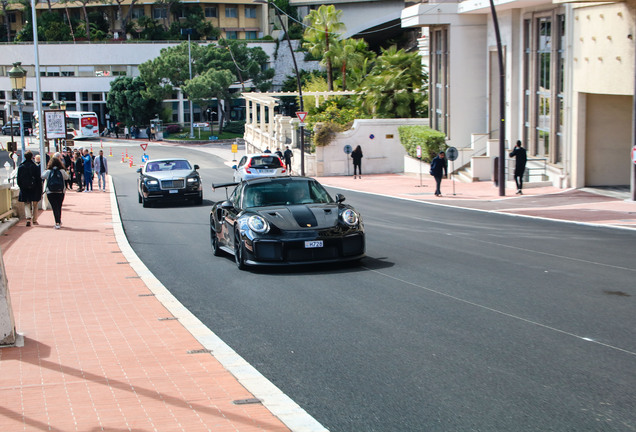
[0,184,291,432]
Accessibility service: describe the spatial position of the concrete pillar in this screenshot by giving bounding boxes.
[252,100,258,126]
[260,103,266,132]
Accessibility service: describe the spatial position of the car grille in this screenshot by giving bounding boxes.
[160,179,185,189]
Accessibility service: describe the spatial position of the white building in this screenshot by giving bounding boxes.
[402,0,635,189]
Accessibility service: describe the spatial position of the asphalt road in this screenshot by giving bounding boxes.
[110,144,636,432]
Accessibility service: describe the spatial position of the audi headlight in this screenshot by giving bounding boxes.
[247,215,270,233]
[341,209,359,227]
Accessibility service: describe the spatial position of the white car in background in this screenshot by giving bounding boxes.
[233,153,287,182]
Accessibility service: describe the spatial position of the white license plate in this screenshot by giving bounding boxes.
[169,189,178,194]
[305,240,323,248]
[258,169,274,174]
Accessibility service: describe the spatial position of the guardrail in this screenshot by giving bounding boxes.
[506,157,547,181]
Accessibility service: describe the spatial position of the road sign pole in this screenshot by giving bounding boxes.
[452,160,456,196]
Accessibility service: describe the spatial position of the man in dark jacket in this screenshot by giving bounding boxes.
[430,151,448,197]
[17,151,43,226]
[509,140,527,194]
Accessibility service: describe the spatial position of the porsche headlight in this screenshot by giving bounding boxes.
[341,209,359,227]
[247,215,270,233]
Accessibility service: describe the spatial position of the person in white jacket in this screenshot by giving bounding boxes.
[93,149,109,192]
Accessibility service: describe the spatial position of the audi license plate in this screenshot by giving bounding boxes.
[305,240,323,248]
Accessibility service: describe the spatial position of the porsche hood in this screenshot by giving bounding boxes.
[254,204,341,230]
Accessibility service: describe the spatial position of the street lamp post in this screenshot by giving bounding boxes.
[183,28,195,139]
[488,0,506,196]
[8,62,27,163]
[253,0,305,176]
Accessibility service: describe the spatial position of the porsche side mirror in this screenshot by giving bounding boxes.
[220,200,234,210]
[335,194,346,203]
[194,164,200,170]
[136,168,141,174]
[232,165,237,170]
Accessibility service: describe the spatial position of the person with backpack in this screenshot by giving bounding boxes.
[17,151,43,227]
[41,156,70,229]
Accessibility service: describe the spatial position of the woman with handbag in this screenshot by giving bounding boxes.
[41,156,70,229]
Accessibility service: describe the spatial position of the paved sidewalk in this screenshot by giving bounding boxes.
[0,184,295,431]
[315,173,636,230]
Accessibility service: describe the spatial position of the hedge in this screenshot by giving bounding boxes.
[398,125,447,163]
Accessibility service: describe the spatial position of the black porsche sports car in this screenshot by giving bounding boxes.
[210,176,365,269]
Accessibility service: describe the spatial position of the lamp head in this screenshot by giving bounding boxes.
[8,62,27,91]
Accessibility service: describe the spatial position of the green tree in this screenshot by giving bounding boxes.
[359,46,426,118]
[135,16,170,40]
[167,6,219,40]
[183,69,234,133]
[59,0,97,40]
[1,0,10,42]
[331,38,374,91]
[302,5,345,91]
[15,10,74,42]
[106,76,162,126]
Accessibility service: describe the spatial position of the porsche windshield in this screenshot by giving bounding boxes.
[242,179,333,208]
[145,160,191,172]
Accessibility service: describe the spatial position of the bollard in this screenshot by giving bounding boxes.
[121,152,125,163]
[129,156,133,168]
[109,147,113,157]
[125,148,128,159]
[100,140,103,149]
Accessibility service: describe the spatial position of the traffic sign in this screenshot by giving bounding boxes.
[231,144,238,153]
[296,111,308,123]
[344,145,352,154]
[446,146,458,161]
[416,145,422,159]
[632,146,636,164]
[140,143,148,151]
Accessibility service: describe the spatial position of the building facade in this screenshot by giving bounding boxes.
[402,0,635,189]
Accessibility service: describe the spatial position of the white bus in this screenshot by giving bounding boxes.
[65,111,99,140]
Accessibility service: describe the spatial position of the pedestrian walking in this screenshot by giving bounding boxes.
[146,126,152,142]
[275,148,283,159]
[351,145,363,179]
[509,140,528,194]
[264,146,271,154]
[93,149,108,192]
[74,151,84,191]
[41,155,70,229]
[124,126,130,139]
[17,151,43,227]
[82,149,93,192]
[430,151,448,197]
[283,146,293,174]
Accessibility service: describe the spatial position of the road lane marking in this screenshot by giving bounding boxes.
[365,267,636,357]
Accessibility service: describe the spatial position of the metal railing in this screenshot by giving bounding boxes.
[506,157,547,181]
[0,183,14,221]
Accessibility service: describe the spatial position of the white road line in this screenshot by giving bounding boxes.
[365,267,636,357]
[107,176,329,432]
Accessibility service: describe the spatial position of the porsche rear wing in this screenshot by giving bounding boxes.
[212,181,239,199]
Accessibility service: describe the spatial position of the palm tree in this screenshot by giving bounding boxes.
[331,38,373,91]
[303,5,344,91]
[360,46,425,118]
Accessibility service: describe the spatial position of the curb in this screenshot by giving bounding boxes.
[107,176,329,432]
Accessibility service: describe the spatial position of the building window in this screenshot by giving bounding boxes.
[131,7,145,19]
[225,6,237,18]
[226,31,238,40]
[112,66,127,76]
[7,13,17,23]
[245,31,257,40]
[205,7,217,18]
[523,12,565,164]
[430,26,449,136]
[245,6,256,19]
[152,7,167,19]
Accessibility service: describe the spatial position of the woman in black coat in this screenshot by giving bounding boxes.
[73,151,84,191]
[351,145,363,179]
[17,151,43,226]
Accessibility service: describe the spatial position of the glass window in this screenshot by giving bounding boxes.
[152,7,167,19]
[8,13,17,23]
[226,31,237,40]
[61,66,75,76]
[58,92,76,101]
[78,66,94,77]
[24,91,33,101]
[47,66,60,77]
[225,6,237,18]
[131,7,145,19]
[205,7,217,18]
[430,27,448,136]
[245,31,257,40]
[112,66,127,76]
[245,6,256,19]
